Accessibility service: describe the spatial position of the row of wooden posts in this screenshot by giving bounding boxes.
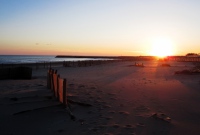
[167,57,200,62]
[63,60,118,67]
[47,68,67,106]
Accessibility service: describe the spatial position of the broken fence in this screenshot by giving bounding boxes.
[47,69,67,106]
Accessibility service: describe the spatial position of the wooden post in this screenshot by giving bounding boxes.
[50,69,54,91]
[58,77,63,104]
[58,77,67,106]
[36,63,38,70]
[47,69,51,89]
[63,79,67,106]
[57,75,60,100]
[53,73,58,99]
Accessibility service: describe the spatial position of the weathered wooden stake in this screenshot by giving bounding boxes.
[63,78,67,106]
[53,73,58,98]
[47,69,51,89]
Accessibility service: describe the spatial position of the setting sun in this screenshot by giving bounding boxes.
[150,38,174,58]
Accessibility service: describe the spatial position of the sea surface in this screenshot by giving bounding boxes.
[0,55,112,64]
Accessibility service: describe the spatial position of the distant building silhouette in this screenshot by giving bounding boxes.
[186,53,200,57]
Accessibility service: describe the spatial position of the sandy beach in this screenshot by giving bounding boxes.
[0,60,200,135]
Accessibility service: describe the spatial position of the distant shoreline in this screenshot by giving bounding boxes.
[55,55,153,59]
[55,55,119,59]
[56,55,200,63]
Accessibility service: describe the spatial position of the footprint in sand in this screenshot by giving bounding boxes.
[97,125,108,129]
[136,123,145,127]
[107,93,116,96]
[103,104,111,108]
[109,111,116,114]
[119,104,125,107]
[105,117,113,120]
[10,97,19,101]
[88,128,99,132]
[78,85,85,88]
[112,124,121,128]
[129,133,137,135]
[97,96,102,99]
[110,97,117,100]
[90,87,96,89]
[89,96,94,99]
[87,110,94,114]
[97,90,103,93]
[86,92,92,96]
[135,105,150,112]
[151,113,171,123]
[100,116,113,120]
[57,129,65,133]
[124,124,135,129]
[119,111,130,115]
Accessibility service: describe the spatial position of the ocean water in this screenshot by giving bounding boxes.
[0,55,112,64]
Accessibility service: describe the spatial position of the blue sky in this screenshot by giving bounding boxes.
[0,0,200,55]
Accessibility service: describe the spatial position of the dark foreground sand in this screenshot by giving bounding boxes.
[0,61,200,135]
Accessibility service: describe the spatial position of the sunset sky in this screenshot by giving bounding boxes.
[0,0,200,56]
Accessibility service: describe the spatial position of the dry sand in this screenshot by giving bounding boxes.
[0,60,200,135]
